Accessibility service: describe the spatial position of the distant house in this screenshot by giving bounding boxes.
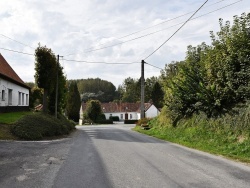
[0,54,30,113]
[79,101,160,125]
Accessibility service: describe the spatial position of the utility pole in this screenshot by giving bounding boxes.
[55,55,63,118]
[141,60,145,119]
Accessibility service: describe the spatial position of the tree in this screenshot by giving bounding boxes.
[66,82,81,122]
[85,100,103,122]
[151,81,164,108]
[34,45,57,113]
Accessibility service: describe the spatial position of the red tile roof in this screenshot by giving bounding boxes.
[81,102,152,113]
[0,53,29,89]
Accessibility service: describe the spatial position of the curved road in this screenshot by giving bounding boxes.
[0,124,250,187]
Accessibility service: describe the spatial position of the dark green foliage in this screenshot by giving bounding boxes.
[109,116,119,121]
[151,81,164,108]
[161,13,250,124]
[11,113,75,140]
[96,119,113,124]
[66,82,81,122]
[85,100,103,123]
[69,78,116,102]
[124,120,137,124]
[34,45,57,113]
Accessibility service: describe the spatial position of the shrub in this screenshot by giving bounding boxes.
[109,116,119,121]
[136,118,151,126]
[124,120,137,124]
[96,119,113,124]
[11,113,75,140]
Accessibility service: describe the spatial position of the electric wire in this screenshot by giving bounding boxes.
[81,0,227,51]
[65,0,241,56]
[0,34,36,50]
[145,62,163,70]
[144,0,209,60]
[62,58,140,65]
[0,47,34,56]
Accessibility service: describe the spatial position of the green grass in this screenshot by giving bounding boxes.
[134,122,250,163]
[0,111,33,124]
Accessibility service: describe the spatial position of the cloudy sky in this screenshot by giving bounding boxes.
[0,0,249,88]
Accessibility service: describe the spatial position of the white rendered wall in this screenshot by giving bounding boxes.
[145,105,160,118]
[0,78,29,107]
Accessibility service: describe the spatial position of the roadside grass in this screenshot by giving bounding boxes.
[134,119,250,163]
[0,111,33,124]
[0,111,32,140]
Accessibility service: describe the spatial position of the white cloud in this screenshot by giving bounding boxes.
[0,0,249,88]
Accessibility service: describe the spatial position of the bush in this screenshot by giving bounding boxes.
[11,113,75,140]
[109,116,119,121]
[96,119,113,124]
[124,120,137,124]
[136,118,151,126]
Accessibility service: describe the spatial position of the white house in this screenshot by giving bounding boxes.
[0,54,30,113]
[79,101,160,125]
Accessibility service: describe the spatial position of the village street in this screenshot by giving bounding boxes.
[1,124,250,188]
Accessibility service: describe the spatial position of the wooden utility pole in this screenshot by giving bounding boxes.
[55,55,59,118]
[141,60,145,119]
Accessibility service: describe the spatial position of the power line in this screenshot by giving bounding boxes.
[145,62,163,70]
[144,0,209,60]
[0,47,34,56]
[65,0,241,56]
[0,34,35,50]
[63,58,140,64]
[66,0,227,56]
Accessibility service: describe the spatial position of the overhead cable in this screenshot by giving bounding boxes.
[0,47,34,56]
[144,0,209,60]
[0,34,35,50]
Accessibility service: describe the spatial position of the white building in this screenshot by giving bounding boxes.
[79,102,160,125]
[0,54,30,113]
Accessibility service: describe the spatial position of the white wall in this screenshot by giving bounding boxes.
[0,78,29,107]
[104,112,139,120]
[145,105,160,118]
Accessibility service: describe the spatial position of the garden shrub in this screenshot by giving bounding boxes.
[11,113,75,140]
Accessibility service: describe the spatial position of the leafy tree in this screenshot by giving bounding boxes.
[34,45,57,113]
[66,82,81,122]
[48,63,67,115]
[151,81,164,108]
[85,100,103,122]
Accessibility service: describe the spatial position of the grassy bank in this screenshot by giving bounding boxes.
[134,114,250,163]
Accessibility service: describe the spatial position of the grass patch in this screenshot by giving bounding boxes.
[0,111,33,124]
[133,115,250,163]
[0,124,19,140]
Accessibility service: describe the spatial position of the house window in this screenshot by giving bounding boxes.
[8,89,12,105]
[26,94,28,105]
[120,114,123,119]
[130,114,132,119]
[18,92,21,105]
[1,90,5,101]
[22,93,24,105]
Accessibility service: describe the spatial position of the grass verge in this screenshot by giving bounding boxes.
[0,111,33,124]
[133,123,250,163]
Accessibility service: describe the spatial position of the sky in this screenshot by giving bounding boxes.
[0,0,249,88]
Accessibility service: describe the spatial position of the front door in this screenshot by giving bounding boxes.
[125,113,128,120]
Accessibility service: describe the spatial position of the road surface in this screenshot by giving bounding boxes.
[0,124,250,188]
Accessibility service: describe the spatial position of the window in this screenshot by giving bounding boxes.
[120,114,123,119]
[22,93,24,105]
[26,94,28,105]
[130,114,132,119]
[1,90,5,101]
[8,89,12,105]
[18,92,21,105]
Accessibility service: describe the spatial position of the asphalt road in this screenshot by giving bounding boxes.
[1,124,250,188]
